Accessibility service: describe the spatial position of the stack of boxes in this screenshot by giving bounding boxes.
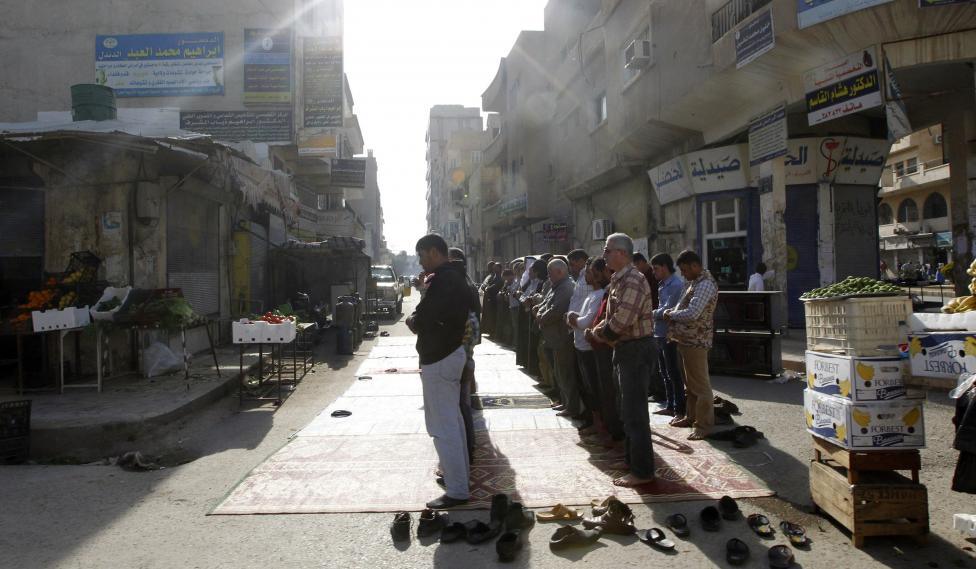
[802,294,929,547]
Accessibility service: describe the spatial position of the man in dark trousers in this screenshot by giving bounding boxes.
[407,234,471,509]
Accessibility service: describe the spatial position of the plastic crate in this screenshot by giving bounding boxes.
[31,306,91,332]
[0,400,30,439]
[804,296,911,356]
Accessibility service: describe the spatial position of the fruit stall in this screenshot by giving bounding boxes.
[0,249,225,395]
[801,276,929,547]
[232,309,315,406]
[1,252,103,393]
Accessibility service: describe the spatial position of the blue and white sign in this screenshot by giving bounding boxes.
[647,156,693,206]
[748,104,788,166]
[735,8,775,69]
[796,0,893,29]
[95,33,225,97]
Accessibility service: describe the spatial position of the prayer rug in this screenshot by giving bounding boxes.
[212,427,774,515]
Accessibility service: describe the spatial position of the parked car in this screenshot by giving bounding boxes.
[370,265,402,317]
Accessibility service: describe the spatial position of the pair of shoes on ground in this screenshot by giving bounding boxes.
[725,539,796,567]
[701,495,741,531]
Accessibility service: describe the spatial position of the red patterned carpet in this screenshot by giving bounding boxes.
[213,426,773,514]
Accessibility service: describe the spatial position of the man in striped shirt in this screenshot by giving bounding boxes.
[591,232,656,488]
[663,250,719,440]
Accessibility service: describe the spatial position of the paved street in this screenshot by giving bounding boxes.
[1,294,973,569]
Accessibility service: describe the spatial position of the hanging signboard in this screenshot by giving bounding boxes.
[95,33,224,97]
[244,28,292,104]
[331,158,366,188]
[647,156,693,206]
[303,37,343,128]
[796,0,893,29]
[298,128,339,157]
[180,110,292,142]
[748,103,788,166]
[735,8,775,69]
[804,47,882,126]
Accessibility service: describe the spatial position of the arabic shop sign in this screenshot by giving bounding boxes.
[735,8,775,69]
[542,223,569,242]
[179,110,292,142]
[749,104,788,166]
[244,28,292,104]
[303,37,343,128]
[330,158,367,188]
[647,156,693,206]
[804,47,882,126]
[836,137,888,185]
[796,0,893,29]
[95,33,224,97]
[685,145,750,195]
[500,195,528,216]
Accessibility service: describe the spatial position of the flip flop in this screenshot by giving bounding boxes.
[665,513,691,538]
[769,544,796,568]
[638,528,675,551]
[330,410,352,418]
[357,376,372,381]
[726,538,750,565]
[747,513,775,537]
[780,521,808,546]
[536,504,581,522]
[549,525,602,550]
[718,496,740,520]
[700,506,721,531]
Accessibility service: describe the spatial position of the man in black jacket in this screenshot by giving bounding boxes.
[407,234,471,509]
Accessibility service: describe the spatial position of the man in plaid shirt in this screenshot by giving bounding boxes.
[663,250,718,440]
[591,232,656,488]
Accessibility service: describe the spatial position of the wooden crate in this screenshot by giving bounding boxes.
[810,460,928,548]
[812,436,920,483]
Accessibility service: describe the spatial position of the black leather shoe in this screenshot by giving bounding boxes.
[417,508,449,537]
[390,511,411,542]
[490,494,512,526]
[504,501,535,531]
[496,529,524,562]
[426,494,469,509]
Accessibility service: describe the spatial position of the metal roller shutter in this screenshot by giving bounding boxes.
[167,192,220,315]
[785,185,820,327]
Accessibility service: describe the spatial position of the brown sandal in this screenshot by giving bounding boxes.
[582,499,636,535]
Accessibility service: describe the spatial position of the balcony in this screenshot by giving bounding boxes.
[878,217,948,238]
[879,160,950,196]
[483,127,506,166]
[711,0,773,43]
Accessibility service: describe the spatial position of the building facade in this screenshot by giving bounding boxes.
[878,124,950,274]
[448,0,976,323]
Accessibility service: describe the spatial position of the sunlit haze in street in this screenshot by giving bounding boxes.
[345,0,547,253]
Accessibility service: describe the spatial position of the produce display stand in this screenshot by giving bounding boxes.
[1,318,93,395]
[233,320,301,406]
[803,287,928,548]
[93,288,219,389]
[810,437,928,547]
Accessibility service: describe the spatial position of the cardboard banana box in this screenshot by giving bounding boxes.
[805,351,923,402]
[907,333,976,380]
[804,389,925,450]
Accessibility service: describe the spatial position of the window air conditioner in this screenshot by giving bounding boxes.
[592,219,613,241]
[624,39,652,70]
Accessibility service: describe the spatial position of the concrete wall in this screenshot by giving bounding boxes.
[0,0,306,121]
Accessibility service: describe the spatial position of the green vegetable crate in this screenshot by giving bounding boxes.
[804,296,912,357]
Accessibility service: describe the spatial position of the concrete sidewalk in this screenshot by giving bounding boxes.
[0,343,271,461]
